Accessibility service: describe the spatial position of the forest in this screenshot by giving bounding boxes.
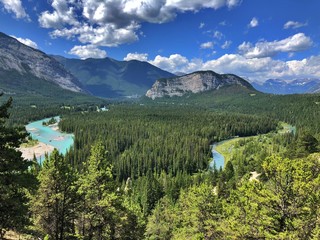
[1,88,320,239]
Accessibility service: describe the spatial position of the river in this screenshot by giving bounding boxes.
[25,116,74,161]
[210,143,225,170]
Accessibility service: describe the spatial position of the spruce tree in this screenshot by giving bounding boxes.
[31,149,77,239]
[0,95,35,237]
[76,140,120,239]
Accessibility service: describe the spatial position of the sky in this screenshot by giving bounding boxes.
[0,0,320,82]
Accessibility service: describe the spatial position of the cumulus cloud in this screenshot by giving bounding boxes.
[39,0,78,28]
[284,21,308,29]
[124,52,149,62]
[51,23,139,47]
[238,33,313,58]
[248,17,259,28]
[68,45,107,59]
[11,35,38,49]
[149,54,196,73]
[38,0,242,47]
[200,41,214,49]
[128,52,320,81]
[0,0,29,19]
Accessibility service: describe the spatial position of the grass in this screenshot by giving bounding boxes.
[215,137,246,165]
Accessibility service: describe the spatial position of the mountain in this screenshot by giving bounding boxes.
[146,70,254,99]
[251,78,320,94]
[53,56,175,98]
[0,32,84,93]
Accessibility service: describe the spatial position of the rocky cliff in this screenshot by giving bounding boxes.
[0,32,83,92]
[146,71,253,99]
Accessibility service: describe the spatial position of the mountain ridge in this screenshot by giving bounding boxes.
[53,55,176,98]
[146,70,254,99]
[0,32,84,93]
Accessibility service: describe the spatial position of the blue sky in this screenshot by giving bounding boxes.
[0,0,320,82]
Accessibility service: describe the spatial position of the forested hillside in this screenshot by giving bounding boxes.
[1,88,320,239]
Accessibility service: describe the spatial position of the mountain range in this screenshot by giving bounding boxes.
[53,55,175,98]
[251,79,320,94]
[1,31,319,101]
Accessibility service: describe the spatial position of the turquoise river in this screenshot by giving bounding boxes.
[26,116,74,161]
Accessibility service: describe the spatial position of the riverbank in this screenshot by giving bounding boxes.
[19,142,54,160]
[211,122,295,169]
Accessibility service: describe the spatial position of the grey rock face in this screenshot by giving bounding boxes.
[0,32,83,92]
[146,71,252,99]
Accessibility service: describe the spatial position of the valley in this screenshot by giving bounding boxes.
[0,11,320,238]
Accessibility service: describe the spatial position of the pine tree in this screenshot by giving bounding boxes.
[0,95,35,237]
[145,196,176,240]
[31,149,77,239]
[76,141,123,239]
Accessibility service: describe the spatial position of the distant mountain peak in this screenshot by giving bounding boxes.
[252,78,320,94]
[146,70,253,99]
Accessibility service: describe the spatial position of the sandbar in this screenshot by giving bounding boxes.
[19,142,55,160]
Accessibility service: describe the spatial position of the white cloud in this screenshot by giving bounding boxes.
[213,30,224,39]
[124,52,149,62]
[200,41,214,49]
[11,35,38,49]
[284,21,307,29]
[199,22,205,29]
[133,52,320,81]
[51,23,139,47]
[0,0,29,19]
[221,40,232,49]
[39,0,78,28]
[248,17,259,28]
[149,54,194,73]
[39,0,242,47]
[238,33,313,58]
[68,45,107,59]
[165,0,241,11]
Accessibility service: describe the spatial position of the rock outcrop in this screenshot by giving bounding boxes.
[146,71,253,99]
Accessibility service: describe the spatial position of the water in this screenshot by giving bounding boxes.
[26,116,74,161]
[210,144,225,170]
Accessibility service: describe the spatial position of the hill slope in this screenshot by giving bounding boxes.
[0,32,84,93]
[146,70,254,99]
[53,56,175,98]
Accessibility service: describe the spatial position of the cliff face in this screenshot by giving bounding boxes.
[0,32,84,92]
[146,71,253,99]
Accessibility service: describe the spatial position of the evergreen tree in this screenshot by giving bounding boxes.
[76,141,140,239]
[145,196,176,240]
[223,154,320,239]
[31,149,77,239]
[172,183,223,239]
[0,95,35,237]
